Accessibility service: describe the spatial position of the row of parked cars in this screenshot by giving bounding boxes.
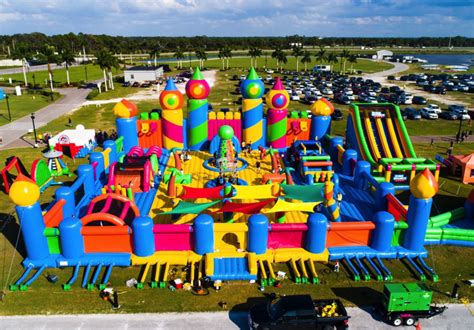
[388,73,474,94]
[404,104,471,120]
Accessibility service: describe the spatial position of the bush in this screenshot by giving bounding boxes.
[86,88,100,100]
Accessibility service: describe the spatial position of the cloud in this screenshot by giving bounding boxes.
[0,0,472,37]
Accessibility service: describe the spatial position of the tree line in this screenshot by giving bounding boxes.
[1,33,472,56]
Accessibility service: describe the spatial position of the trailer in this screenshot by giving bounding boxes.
[379,283,447,326]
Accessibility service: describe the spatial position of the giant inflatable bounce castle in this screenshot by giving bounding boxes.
[8,67,474,291]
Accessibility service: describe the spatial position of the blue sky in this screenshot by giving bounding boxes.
[0,0,472,37]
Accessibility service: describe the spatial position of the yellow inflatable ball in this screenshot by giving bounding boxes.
[310,98,334,116]
[9,174,40,206]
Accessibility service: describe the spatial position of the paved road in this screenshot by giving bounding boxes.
[0,304,472,329]
[0,88,90,149]
[364,60,409,84]
[0,63,80,76]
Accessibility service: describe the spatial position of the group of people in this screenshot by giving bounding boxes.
[455,130,472,144]
[95,129,118,146]
[180,149,191,162]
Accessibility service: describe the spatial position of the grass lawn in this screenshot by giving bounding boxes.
[162,57,393,75]
[88,85,142,101]
[0,92,62,125]
[0,64,123,88]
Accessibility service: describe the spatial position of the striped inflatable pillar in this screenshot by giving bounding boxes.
[186,67,210,151]
[241,67,264,148]
[403,169,438,252]
[265,77,289,149]
[323,181,341,222]
[160,79,184,149]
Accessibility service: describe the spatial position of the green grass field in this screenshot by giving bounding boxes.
[0,92,62,125]
[0,64,122,88]
[160,57,393,74]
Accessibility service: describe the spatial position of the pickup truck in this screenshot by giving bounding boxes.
[248,294,350,329]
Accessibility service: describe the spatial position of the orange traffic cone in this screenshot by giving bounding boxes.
[416,321,422,330]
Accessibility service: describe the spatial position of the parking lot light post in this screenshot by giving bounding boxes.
[6,94,11,122]
[84,65,88,82]
[31,112,38,148]
[457,116,464,139]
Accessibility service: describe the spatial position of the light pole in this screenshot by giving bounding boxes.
[30,112,38,148]
[6,94,11,122]
[457,115,464,141]
[84,64,88,82]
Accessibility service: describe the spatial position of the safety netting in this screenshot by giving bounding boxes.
[159,200,220,215]
[280,183,325,202]
[264,198,321,214]
[180,186,225,199]
[215,199,274,214]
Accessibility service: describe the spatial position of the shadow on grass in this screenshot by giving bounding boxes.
[331,286,383,308]
[0,212,26,258]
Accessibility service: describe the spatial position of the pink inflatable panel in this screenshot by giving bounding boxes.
[268,224,307,249]
[209,119,242,142]
[153,224,192,251]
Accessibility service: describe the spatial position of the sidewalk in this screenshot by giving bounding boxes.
[0,88,90,149]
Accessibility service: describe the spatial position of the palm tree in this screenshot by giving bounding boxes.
[149,43,161,67]
[11,43,30,87]
[326,53,338,73]
[271,47,283,69]
[277,52,288,72]
[291,46,304,72]
[300,51,312,72]
[95,49,117,92]
[340,49,351,73]
[40,45,58,91]
[223,46,232,69]
[195,49,207,69]
[315,46,326,66]
[59,49,76,85]
[247,47,255,67]
[347,54,358,74]
[253,47,262,69]
[174,47,185,69]
[218,47,226,70]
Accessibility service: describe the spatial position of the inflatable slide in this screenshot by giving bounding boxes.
[346,103,438,186]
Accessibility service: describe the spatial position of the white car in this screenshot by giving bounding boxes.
[427,104,441,113]
[421,108,439,119]
[290,93,300,101]
[452,110,471,120]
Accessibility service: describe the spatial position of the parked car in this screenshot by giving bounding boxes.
[427,104,441,113]
[131,82,141,87]
[448,104,466,113]
[290,92,300,101]
[404,107,421,120]
[439,111,458,120]
[122,82,131,87]
[412,96,427,105]
[332,109,344,121]
[387,75,395,81]
[421,108,439,119]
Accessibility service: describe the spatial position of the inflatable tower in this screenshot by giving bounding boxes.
[266,77,289,149]
[310,98,334,140]
[160,79,184,149]
[186,67,210,151]
[241,67,264,149]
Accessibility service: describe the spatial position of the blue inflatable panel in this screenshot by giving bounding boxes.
[135,189,157,216]
[328,246,397,260]
[209,135,241,155]
[425,239,474,247]
[395,246,428,258]
[210,257,257,281]
[55,253,132,268]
